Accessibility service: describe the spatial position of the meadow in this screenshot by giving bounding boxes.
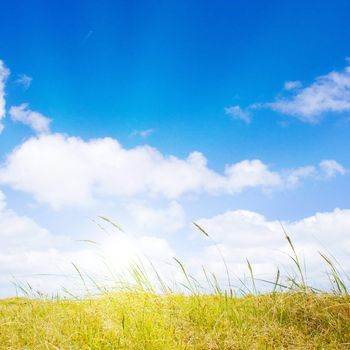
[1,223,350,349]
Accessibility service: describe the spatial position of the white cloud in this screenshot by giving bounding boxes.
[9,103,51,134]
[131,128,155,138]
[127,201,186,234]
[224,105,251,123]
[191,208,350,289]
[0,189,68,295]
[319,160,347,178]
[285,165,316,187]
[16,74,32,89]
[0,134,343,209]
[0,60,10,133]
[224,159,281,190]
[284,80,302,91]
[236,61,350,123]
[0,134,223,208]
[284,160,347,186]
[0,190,70,256]
[1,185,350,295]
[269,63,350,123]
[0,189,175,296]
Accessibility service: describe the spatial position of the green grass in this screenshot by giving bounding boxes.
[1,220,350,349]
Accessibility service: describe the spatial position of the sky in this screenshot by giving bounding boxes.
[0,0,350,296]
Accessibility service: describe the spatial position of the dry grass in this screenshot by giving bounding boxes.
[1,292,350,349]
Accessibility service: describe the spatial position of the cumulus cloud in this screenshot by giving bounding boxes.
[0,134,343,209]
[0,134,222,208]
[224,105,251,123]
[0,189,175,296]
[0,189,68,295]
[127,201,186,234]
[0,60,10,133]
[224,159,281,190]
[0,196,57,253]
[191,208,350,289]
[1,185,350,295]
[9,103,51,134]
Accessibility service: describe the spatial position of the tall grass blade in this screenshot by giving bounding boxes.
[280,222,307,291]
[193,222,209,237]
[246,258,257,295]
[173,257,196,295]
[320,252,348,296]
[192,222,233,296]
[98,215,124,232]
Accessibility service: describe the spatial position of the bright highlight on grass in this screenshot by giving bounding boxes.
[1,219,350,349]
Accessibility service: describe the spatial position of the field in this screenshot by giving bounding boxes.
[1,292,350,349]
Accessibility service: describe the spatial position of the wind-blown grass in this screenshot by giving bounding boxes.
[1,219,350,349]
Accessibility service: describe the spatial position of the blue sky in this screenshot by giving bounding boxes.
[0,0,350,295]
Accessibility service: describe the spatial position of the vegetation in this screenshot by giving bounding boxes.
[1,292,350,349]
[1,222,350,349]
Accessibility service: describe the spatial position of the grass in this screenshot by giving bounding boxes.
[1,220,350,349]
[1,293,350,349]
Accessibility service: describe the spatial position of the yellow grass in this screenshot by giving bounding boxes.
[1,292,350,349]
